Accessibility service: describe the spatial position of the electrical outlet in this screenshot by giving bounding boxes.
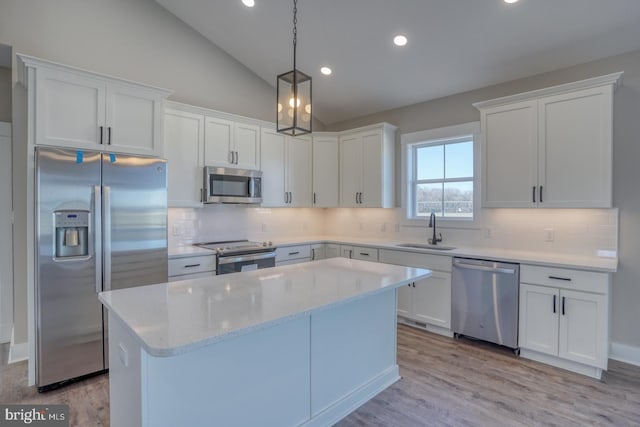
[261,223,267,232]
[359,222,364,231]
[545,228,555,242]
[484,227,493,238]
[172,224,182,236]
[395,223,400,233]
[380,223,387,232]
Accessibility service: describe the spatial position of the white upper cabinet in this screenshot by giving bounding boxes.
[260,127,311,207]
[19,54,170,157]
[164,105,205,207]
[339,123,396,208]
[204,116,260,170]
[312,135,339,207]
[475,73,622,208]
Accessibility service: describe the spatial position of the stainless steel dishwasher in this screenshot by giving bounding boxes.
[451,257,520,352]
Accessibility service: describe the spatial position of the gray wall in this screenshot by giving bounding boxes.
[329,48,640,350]
[0,67,10,122]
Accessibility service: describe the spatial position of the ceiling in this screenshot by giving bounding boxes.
[155,0,640,126]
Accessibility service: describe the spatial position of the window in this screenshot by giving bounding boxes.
[402,122,480,224]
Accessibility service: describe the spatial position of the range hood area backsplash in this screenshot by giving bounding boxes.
[169,206,618,257]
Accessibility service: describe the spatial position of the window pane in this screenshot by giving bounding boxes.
[416,145,443,180]
[445,140,473,179]
[416,183,442,217]
[443,181,473,218]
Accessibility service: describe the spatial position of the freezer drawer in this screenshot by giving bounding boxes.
[451,257,520,349]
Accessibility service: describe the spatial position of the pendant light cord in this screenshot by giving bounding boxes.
[292,0,297,71]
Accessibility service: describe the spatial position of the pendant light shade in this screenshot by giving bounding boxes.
[277,0,312,136]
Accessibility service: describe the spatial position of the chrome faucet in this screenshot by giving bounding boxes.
[428,212,443,245]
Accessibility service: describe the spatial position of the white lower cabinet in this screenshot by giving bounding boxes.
[339,245,379,262]
[168,254,216,282]
[310,244,326,261]
[379,250,452,336]
[275,245,312,266]
[518,265,610,378]
[325,244,341,259]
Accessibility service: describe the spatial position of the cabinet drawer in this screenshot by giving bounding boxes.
[379,249,452,272]
[168,271,216,282]
[168,255,216,277]
[352,246,379,261]
[276,245,311,262]
[520,265,609,294]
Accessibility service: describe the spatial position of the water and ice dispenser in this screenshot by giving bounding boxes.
[54,210,89,259]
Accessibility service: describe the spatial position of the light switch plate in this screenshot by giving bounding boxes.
[545,228,555,242]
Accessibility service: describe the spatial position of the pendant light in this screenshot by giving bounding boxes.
[277,0,312,136]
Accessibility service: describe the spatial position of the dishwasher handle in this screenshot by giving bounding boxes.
[453,260,516,275]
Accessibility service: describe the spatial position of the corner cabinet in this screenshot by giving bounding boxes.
[18,54,171,157]
[260,127,312,207]
[475,73,622,208]
[164,104,205,207]
[379,250,452,337]
[518,265,610,379]
[339,123,396,208]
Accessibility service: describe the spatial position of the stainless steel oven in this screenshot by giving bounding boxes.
[195,240,276,275]
[217,251,276,275]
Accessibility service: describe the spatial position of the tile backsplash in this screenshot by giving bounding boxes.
[169,206,617,257]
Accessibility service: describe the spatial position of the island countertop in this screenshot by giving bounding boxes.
[99,258,431,357]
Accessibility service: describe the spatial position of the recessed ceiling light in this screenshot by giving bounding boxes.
[320,67,332,76]
[393,35,408,47]
[504,0,519,3]
[242,0,255,7]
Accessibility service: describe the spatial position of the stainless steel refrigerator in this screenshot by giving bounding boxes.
[35,147,167,391]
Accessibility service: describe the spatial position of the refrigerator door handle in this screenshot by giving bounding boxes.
[103,185,112,291]
[94,185,102,293]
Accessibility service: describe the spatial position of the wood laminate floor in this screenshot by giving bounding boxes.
[2,325,639,426]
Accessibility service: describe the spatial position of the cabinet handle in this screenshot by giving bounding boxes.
[108,127,112,145]
[548,276,572,282]
[184,264,201,268]
[349,250,353,259]
[532,186,536,203]
[539,186,543,203]
[311,249,315,261]
[99,126,104,145]
[553,295,556,313]
[229,151,234,164]
[562,296,566,316]
[313,192,316,204]
[359,252,370,257]
[234,151,239,164]
[288,251,300,256]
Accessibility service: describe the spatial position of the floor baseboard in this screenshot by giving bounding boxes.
[610,341,640,367]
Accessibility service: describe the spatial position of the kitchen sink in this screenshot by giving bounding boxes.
[396,243,456,251]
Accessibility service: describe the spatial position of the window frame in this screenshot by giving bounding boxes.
[401,121,481,229]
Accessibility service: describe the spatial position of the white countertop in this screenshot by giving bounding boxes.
[99,258,431,357]
[264,236,618,273]
[167,245,214,258]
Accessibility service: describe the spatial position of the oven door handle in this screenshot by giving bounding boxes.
[218,251,276,265]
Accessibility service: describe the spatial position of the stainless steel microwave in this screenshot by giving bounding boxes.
[203,166,262,204]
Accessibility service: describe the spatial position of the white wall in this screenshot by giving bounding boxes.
[329,48,640,353]
[169,206,325,247]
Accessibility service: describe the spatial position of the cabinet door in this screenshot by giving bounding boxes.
[106,83,164,156]
[519,284,559,356]
[287,135,313,207]
[234,122,260,170]
[413,271,451,329]
[481,100,538,207]
[260,128,287,207]
[396,284,412,318]
[340,246,354,259]
[360,131,383,208]
[312,136,339,207]
[538,86,613,208]
[351,247,378,262]
[325,244,340,258]
[558,290,608,368]
[204,116,234,166]
[311,245,325,261]
[164,109,204,207]
[339,135,362,207]
[35,67,106,149]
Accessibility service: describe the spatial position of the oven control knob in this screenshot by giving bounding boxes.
[262,242,267,247]
[268,241,273,246]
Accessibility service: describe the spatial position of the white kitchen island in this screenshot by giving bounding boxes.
[99,258,431,427]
